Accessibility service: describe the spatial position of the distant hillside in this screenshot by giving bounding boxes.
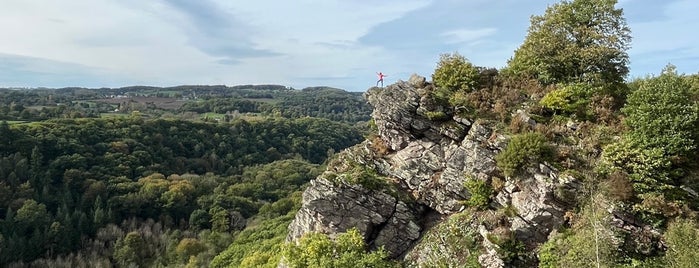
[0,84,372,124]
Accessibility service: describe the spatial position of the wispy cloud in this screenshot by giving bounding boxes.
[162,0,280,62]
[440,28,497,44]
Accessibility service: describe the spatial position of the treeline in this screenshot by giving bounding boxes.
[0,116,362,266]
[0,85,371,124]
[180,87,372,123]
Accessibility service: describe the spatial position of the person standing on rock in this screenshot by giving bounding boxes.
[376,72,387,87]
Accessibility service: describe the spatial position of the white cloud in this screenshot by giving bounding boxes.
[440,28,497,44]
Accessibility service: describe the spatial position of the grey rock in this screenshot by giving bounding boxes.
[287,77,575,265]
[408,73,427,88]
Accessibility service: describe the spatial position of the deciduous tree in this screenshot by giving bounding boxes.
[507,0,631,85]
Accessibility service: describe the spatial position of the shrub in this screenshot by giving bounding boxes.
[539,83,597,119]
[538,200,617,268]
[464,179,493,209]
[496,132,553,177]
[486,231,526,265]
[425,111,448,121]
[664,218,699,268]
[432,52,480,92]
[282,228,398,268]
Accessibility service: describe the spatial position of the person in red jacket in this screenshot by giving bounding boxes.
[376,72,387,87]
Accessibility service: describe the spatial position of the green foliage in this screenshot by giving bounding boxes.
[113,231,149,267]
[176,238,207,261]
[506,0,631,85]
[464,179,493,209]
[538,199,617,268]
[432,52,481,92]
[539,83,597,117]
[282,228,399,268]
[210,192,303,268]
[15,199,49,228]
[602,140,673,195]
[338,164,391,191]
[602,66,698,222]
[425,111,448,121]
[622,65,698,158]
[496,132,552,177]
[0,115,334,266]
[664,218,699,268]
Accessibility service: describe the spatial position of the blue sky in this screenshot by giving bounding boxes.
[0,0,697,91]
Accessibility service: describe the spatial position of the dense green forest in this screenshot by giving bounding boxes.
[0,84,368,266]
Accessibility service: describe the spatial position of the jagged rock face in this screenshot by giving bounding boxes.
[285,75,577,265]
[365,76,504,214]
[495,163,580,245]
[286,175,421,258]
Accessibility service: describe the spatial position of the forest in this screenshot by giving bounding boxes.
[0,85,368,267]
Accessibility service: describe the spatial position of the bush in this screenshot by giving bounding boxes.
[464,179,493,209]
[622,65,698,158]
[432,52,480,92]
[496,132,552,177]
[425,111,448,121]
[538,201,617,268]
[282,228,398,268]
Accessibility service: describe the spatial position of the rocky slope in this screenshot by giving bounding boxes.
[285,75,581,267]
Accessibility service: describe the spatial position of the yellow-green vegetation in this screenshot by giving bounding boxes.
[495,132,553,177]
[432,52,481,92]
[210,213,298,268]
[463,178,493,209]
[281,228,399,268]
[602,65,699,225]
[424,111,448,121]
[663,218,699,268]
[539,83,599,119]
[538,196,618,268]
[326,157,392,192]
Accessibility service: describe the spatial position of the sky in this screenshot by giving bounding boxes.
[0,0,697,91]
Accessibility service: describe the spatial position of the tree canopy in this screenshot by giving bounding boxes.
[506,0,631,85]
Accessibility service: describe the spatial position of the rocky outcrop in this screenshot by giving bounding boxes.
[495,163,581,245]
[285,74,578,267]
[286,175,422,258]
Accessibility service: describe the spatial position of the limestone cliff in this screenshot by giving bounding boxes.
[285,75,580,267]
